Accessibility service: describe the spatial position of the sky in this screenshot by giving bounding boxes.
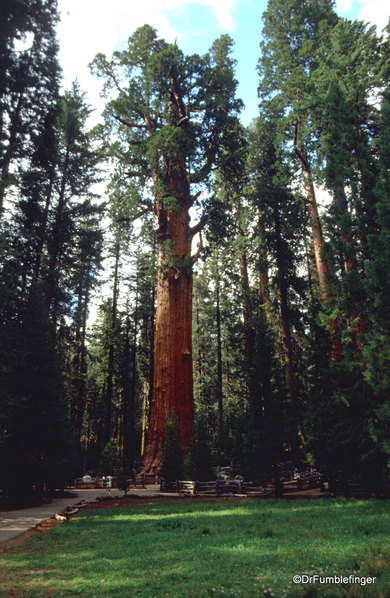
[52,0,389,319]
[56,0,390,128]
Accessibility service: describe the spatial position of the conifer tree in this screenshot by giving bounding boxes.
[185,416,213,481]
[303,19,390,492]
[247,112,308,437]
[258,0,338,307]
[91,25,242,470]
[0,0,60,214]
[233,313,287,496]
[44,82,102,333]
[192,244,247,455]
[362,86,390,478]
[159,411,184,482]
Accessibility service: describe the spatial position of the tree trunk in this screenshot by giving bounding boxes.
[140,201,194,472]
[195,295,204,404]
[44,141,70,327]
[239,249,256,399]
[273,199,302,432]
[128,292,138,468]
[104,242,120,446]
[302,166,330,300]
[295,137,342,361]
[334,187,365,350]
[216,273,223,447]
[29,172,55,299]
[148,282,155,422]
[0,45,34,213]
[119,316,131,469]
[70,269,90,438]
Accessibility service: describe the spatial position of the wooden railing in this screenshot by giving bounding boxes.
[161,479,256,495]
[74,470,324,495]
[160,474,324,496]
[74,473,159,490]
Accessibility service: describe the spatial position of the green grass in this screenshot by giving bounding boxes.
[1,498,390,598]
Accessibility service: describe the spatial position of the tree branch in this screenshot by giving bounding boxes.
[177,115,189,126]
[191,232,203,265]
[293,119,310,170]
[113,115,147,130]
[189,214,208,238]
[116,204,154,224]
[189,191,202,205]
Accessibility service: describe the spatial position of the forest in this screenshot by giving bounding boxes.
[1,0,390,503]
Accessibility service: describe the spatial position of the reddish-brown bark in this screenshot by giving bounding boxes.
[294,137,342,362]
[301,163,330,301]
[100,30,239,473]
[140,194,199,472]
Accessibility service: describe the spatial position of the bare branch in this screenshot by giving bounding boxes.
[177,115,189,126]
[113,114,147,130]
[116,205,154,224]
[189,214,207,238]
[294,146,310,170]
[189,191,202,205]
[191,232,203,265]
[293,119,310,170]
[125,170,144,177]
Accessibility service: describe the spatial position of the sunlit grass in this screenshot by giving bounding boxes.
[1,498,390,597]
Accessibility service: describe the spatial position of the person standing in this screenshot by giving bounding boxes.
[106,475,113,494]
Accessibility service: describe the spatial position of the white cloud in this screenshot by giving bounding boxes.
[357,0,390,33]
[336,0,389,33]
[335,0,354,13]
[57,1,175,96]
[56,0,237,125]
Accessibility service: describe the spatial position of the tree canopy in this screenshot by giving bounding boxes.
[1,3,390,500]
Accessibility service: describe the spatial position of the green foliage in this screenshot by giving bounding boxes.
[0,0,61,213]
[115,469,131,496]
[99,441,120,475]
[159,239,193,278]
[158,410,184,482]
[362,93,390,467]
[90,23,243,219]
[304,301,387,492]
[232,314,287,482]
[192,244,247,451]
[0,291,80,502]
[258,0,338,145]
[184,416,213,481]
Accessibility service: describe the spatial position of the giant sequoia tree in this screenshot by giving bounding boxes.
[258,0,338,305]
[91,25,242,470]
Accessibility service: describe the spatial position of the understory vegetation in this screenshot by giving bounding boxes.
[1,0,390,499]
[1,499,390,598]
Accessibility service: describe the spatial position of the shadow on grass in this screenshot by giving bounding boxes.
[1,498,390,598]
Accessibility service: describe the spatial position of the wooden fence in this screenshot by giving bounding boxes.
[160,473,323,496]
[74,473,159,489]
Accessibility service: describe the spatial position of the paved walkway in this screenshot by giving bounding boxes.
[0,486,163,544]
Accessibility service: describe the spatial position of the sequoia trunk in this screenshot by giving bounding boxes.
[140,203,194,472]
[295,137,342,362]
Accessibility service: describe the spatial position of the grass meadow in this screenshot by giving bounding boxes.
[0,497,389,598]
